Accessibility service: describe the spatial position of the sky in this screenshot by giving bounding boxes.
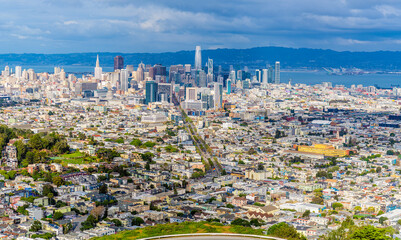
[2,0,401,53]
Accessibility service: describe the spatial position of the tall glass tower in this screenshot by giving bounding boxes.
[195,46,202,70]
[275,61,280,84]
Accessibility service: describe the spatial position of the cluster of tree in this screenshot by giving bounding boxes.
[266,222,306,240]
[80,206,106,231]
[105,137,124,144]
[274,130,286,139]
[231,218,264,227]
[16,132,70,167]
[191,168,206,179]
[130,138,157,148]
[311,189,324,205]
[95,148,120,162]
[165,145,179,153]
[320,217,394,240]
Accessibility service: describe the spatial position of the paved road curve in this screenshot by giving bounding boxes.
[152,237,271,240]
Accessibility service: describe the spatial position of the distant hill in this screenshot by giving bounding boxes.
[1,47,401,70]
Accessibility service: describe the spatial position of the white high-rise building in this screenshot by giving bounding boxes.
[120,69,129,92]
[2,66,10,77]
[195,46,202,70]
[94,55,102,80]
[15,66,22,79]
[262,69,268,87]
[275,61,280,84]
[214,83,223,110]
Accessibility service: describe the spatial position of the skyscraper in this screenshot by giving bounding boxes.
[146,80,158,104]
[214,83,223,109]
[262,69,268,86]
[268,66,274,83]
[275,61,280,84]
[195,46,202,70]
[255,69,261,82]
[136,64,144,82]
[120,69,129,92]
[94,55,102,80]
[207,58,213,75]
[114,56,124,71]
[15,66,22,79]
[227,79,232,94]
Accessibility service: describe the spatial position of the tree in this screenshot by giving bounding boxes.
[350,225,392,240]
[14,140,27,163]
[53,211,64,220]
[132,217,144,226]
[54,141,70,154]
[267,222,306,240]
[130,139,142,147]
[90,206,105,221]
[302,210,311,218]
[231,218,251,227]
[52,176,64,187]
[367,206,375,214]
[99,184,108,194]
[332,202,343,210]
[379,217,388,225]
[111,219,122,226]
[29,134,44,150]
[42,184,57,197]
[354,206,362,212]
[30,220,42,232]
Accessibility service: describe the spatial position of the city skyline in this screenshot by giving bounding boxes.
[2,1,401,53]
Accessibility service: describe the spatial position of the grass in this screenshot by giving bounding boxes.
[92,221,266,240]
[51,151,98,165]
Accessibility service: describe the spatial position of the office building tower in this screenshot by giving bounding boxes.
[197,70,207,87]
[207,58,213,75]
[15,66,22,79]
[262,69,268,86]
[268,66,274,83]
[186,87,198,101]
[184,64,191,73]
[237,70,243,81]
[114,56,124,70]
[94,55,102,80]
[255,69,261,82]
[275,61,280,84]
[54,67,60,75]
[214,83,223,109]
[229,71,236,84]
[149,64,167,82]
[227,79,232,94]
[195,46,202,70]
[146,80,158,104]
[126,65,134,73]
[136,65,144,82]
[28,69,36,80]
[120,69,129,92]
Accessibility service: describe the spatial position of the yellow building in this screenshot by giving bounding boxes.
[296,144,350,157]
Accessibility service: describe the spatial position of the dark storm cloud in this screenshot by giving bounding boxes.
[1,0,401,53]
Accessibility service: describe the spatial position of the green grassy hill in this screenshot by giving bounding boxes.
[92,221,266,240]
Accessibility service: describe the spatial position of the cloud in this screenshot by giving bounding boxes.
[1,0,401,53]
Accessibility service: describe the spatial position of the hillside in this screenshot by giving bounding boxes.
[92,221,266,240]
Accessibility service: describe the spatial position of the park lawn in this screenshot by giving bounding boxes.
[92,221,266,240]
[52,152,98,165]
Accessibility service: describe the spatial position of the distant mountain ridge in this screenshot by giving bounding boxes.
[1,47,401,70]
